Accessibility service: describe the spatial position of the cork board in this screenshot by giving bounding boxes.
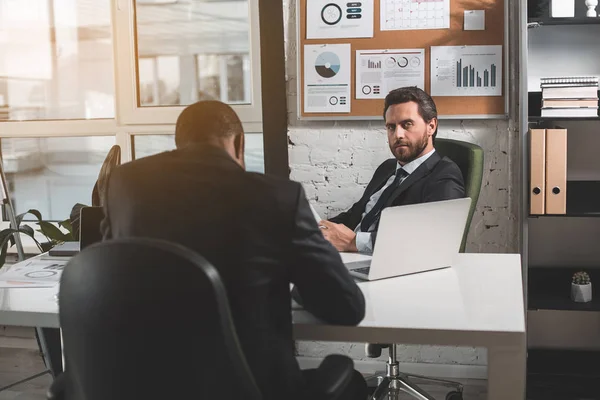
[297,0,506,119]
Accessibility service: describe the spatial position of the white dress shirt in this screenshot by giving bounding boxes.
[355,149,436,253]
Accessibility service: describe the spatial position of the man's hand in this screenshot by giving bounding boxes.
[319,220,358,252]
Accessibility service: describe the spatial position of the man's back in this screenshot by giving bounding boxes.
[101,144,365,400]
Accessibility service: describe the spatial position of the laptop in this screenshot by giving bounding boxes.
[345,197,471,281]
[48,206,104,256]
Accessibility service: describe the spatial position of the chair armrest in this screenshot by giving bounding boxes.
[46,373,65,400]
[312,355,354,400]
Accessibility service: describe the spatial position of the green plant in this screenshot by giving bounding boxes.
[0,209,76,266]
[573,271,591,285]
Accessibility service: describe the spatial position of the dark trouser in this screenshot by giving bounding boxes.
[303,369,368,400]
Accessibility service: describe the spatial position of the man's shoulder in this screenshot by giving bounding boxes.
[110,151,173,180]
[433,155,462,174]
[243,171,303,197]
[374,158,398,174]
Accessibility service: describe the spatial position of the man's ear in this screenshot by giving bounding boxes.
[234,133,245,167]
[427,118,438,137]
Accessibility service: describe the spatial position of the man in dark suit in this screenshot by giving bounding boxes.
[319,87,465,253]
[101,101,367,400]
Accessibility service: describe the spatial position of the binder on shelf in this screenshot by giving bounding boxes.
[530,128,546,215]
[545,128,568,215]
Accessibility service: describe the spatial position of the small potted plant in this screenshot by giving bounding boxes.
[572,271,592,303]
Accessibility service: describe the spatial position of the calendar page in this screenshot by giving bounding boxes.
[381,0,450,31]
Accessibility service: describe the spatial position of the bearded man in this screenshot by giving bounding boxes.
[319,87,466,254]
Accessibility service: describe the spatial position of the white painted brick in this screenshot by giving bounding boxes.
[356,168,376,185]
[288,145,310,165]
[318,186,362,205]
[324,167,357,187]
[290,166,325,183]
[335,148,353,165]
[352,149,388,168]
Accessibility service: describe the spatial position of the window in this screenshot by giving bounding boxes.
[132,133,264,173]
[113,0,262,127]
[0,0,265,226]
[134,0,252,107]
[1,136,115,220]
[0,0,115,120]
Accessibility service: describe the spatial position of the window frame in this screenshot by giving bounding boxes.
[111,0,263,132]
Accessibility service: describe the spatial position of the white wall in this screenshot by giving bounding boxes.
[283,0,519,369]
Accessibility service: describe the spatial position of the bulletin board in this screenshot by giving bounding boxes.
[297,0,507,119]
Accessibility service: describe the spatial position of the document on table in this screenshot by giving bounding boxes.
[0,258,67,287]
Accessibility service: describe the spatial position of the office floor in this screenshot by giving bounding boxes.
[0,343,488,400]
[0,347,51,400]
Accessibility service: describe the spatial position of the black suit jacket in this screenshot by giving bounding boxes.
[330,151,465,241]
[101,145,365,400]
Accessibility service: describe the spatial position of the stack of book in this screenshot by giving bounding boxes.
[541,77,599,118]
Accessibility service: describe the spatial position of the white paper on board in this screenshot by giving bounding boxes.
[307,0,374,39]
[380,0,449,31]
[355,49,425,99]
[430,45,502,97]
[464,10,485,31]
[304,44,351,113]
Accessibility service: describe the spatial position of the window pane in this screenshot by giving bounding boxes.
[1,136,116,220]
[0,0,114,120]
[133,134,264,173]
[135,0,252,107]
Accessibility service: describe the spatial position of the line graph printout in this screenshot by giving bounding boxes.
[381,0,450,31]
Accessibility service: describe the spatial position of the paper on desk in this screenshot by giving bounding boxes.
[0,280,57,288]
[309,203,322,223]
[0,258,67,283]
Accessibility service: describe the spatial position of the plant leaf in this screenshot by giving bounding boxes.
[37,221,70,243]
[0,241,8,269]
[58,219,76,241]
[18,225,35,238]
[39,242,54,253]
[16,209,43,226]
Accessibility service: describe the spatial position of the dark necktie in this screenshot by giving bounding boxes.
[360,168,408,232]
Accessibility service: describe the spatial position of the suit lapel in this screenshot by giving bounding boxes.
[362,161,396,202]
[384,152,441,207]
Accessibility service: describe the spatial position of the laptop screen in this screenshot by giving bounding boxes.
[80,206,104,249]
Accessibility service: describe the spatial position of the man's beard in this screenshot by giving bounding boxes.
[390,130,429,164]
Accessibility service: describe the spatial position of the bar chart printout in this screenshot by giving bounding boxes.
[430,45,502,96]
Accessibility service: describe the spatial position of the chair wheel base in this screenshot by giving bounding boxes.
[445,391,463,400]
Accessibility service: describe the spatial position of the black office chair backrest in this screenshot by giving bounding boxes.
[92,144,121,207]
[58,238,262,400]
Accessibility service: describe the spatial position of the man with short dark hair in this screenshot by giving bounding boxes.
[320,87,466,253]
[101,101,368,400]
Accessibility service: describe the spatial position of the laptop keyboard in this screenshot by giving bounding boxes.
[351,266,371,275]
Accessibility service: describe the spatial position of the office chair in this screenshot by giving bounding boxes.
[365,138,484,400]
[48,238,355,400]
[69,144,121,239]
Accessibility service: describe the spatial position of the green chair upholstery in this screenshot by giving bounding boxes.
[434,138,484,253]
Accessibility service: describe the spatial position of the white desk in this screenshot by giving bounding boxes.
[0,254,59,328]
[0,253,525,400]
[294,253,526,400]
